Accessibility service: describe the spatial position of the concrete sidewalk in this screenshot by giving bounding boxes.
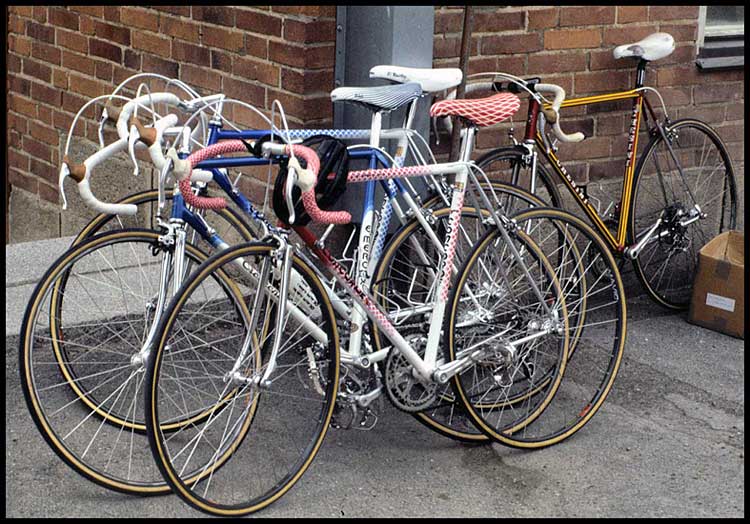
[4,238,745,518]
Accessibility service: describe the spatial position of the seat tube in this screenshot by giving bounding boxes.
[421,127,476,367]
[348,111,382,358]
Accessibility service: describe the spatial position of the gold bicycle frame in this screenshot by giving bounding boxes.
[538,88,651,253]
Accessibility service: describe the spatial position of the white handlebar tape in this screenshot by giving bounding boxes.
[77,178,138,216]
[116,92,182,139]
[288,156,315,192]
[166,148,193,181]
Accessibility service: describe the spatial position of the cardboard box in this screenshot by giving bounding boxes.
[688,230,744,339]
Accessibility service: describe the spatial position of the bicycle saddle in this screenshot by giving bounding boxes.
[613,32,675,62]
[330,82,423,112]
[369,65,462,93]
[429,92,520,128]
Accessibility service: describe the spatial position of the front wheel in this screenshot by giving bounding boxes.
[146,242,340,516]
[629,119,737,309]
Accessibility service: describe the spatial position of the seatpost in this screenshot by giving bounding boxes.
[635,59,647,88]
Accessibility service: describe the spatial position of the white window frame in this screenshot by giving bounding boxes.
[697,5,744,48]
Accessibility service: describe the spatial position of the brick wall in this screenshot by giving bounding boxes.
[6,5,336,243]
[432,5,745,192]
[5,5,745,243]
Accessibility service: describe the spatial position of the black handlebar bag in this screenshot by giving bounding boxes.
[272,135,349,226]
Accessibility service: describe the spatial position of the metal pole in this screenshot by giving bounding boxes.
[448,6,474,162]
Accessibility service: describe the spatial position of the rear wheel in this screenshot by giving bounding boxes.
[629,119,737,309]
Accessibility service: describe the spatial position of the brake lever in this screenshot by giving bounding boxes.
[97,108,108,148]
[59,163,71,210]
[285,166,298,225]
[128,124,140,176]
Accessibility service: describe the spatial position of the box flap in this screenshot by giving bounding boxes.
[699,230,744,267]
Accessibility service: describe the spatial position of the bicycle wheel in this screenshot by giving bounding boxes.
[629,118,737,309]
[372,184,546,442]
[504,208,627,447]
[19,229,213,494]
[444,224,571,447]
[146,242,339,516]
[473,146,563,209]
[72,189,257,252]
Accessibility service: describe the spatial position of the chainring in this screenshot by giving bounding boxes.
[383,336,438,413]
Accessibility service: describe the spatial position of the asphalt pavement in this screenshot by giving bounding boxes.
[4,238,744,518]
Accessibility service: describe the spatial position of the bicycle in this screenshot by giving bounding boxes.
[142,82,626,515]
[462,32,737,310]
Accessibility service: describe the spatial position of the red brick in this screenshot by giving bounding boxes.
[466,56,498,76]
[245,34,268,59]
[38,180,60,204]
[576,71,630,94]
[483,32,542,54]
[658,86,692,107]
[56,28,88,53]
[152,6,190,17]
[281,68,332,95]
[142,54,179,78]
[284,18,335,43]
[9,170,39,195]
[68,6,104,18]
[123,50,140,70]
[692,83,743,105]
[236,57,281,87]
[8,150,30,171]
[160,15,201,43]
[172,40,210,67]
[528,52,587,75]
[561,135,611,161]
[603,25,659,46]
[223,77,265,106]
[30,81,62,106]
[545,28,601,50]
[649,6,700,22]
[11,35,32,57]
[202,25,245,52]
[93,20,131,46]
[236,9,282,36]
[207,50,231,74]
[53,69,69,89]
[272,6,334,18]
[596,114,626,135]
[23,136,53,163]
[37,105,53,126]
[26,22,55,44]
[473,9,525,32]
[68,73,109,98]
[22,59,52,82]
[89,39,122,63]
[30,158,58,186]
[617,6,648,24]
[9,74,31,97]
[79,15,95,35]
[528,7,559,30]
[589,49,632,71]
[95,61,113,81]
[496,55,527,76]
[181,64,222,91]
[32,6,47,23]
[8,14,26,34]
[434,10,464,34]
[10,6,33,17]
[9,94,37,118]
[49,7,79,30]
[132,31,171,57]
[8,53,22,73]
[29,121,60,146]
[120,7,159,32]
[192,6,234,27]
[560,6,615,27]
[102,7,120,23]
[659,24,698,43]
[62,91,91,116]
[62,50,95,75]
